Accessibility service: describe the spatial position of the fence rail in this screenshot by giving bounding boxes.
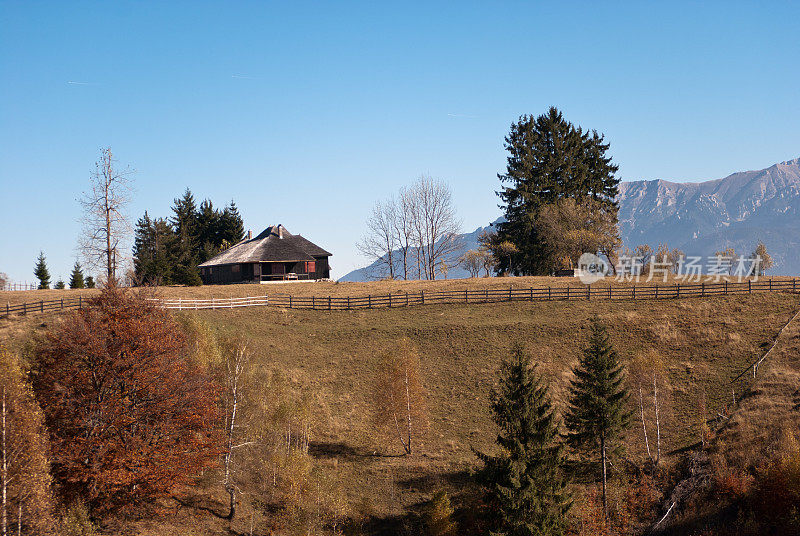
[3,279,798,319]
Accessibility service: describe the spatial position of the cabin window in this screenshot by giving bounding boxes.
[306,261,316,273]
[231,264,240,273]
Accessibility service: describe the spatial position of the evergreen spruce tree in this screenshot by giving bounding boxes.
[33,251,50,289]
[69,261,85,289]
[133,212,177,285]
[169,188,202,285]
[195,199,221,263]
[220,200,245,246]
[85,276,96,288]
[54,279,65,289]
[476,345,572,536]
[564,319,631,515]
[496,107,619,274]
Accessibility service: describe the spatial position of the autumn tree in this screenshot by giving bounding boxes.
[459,249,484,277]
[373,339,427,455]
[32,288,221,512]
[752,241,773,276]
[476,345,572,536]
[423,490,457,536]
[0,347,53,536]
[565,320,631,516]
[79,148,133,286]
[535,198,620,273]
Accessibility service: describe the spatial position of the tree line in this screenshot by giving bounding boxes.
[132,188,245,286]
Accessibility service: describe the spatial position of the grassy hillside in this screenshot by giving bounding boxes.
[168,292,795,534]
[2,283,797,535]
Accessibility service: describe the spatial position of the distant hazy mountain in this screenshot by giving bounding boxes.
[341,158,800,281]
[617,157,800,274]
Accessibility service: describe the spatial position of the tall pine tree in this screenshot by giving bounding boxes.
[476,345,572,536]
[33,251,50,289]
[133,212,178,285]
[564,319,631,515]
[496,107,619,274]
[169,189,202,286]
[219,200,245,247]
[69,261,85,289]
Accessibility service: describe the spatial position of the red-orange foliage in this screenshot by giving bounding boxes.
[32,288,221,511]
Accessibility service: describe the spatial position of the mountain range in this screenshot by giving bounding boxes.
[340,157,800,281]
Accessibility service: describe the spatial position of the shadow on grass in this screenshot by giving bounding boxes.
[309,440,409,460]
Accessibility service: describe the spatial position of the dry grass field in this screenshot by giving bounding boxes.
[1,279,798,535]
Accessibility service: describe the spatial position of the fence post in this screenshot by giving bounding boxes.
[655,285,658,299]
[79,296,82,309]
[548,286,551,300]
[368,295,372,309]
[586,285,590,301]
[675,283,679,299]
[23,302,27,315]
[312,296,315,310]
[347,296,351,309]
[794,278,797,293]
[567,286,570,300]
[406,292,409,306]
[769,278,772,292]
[749,279,752,294]
[421,290,424,305]
[608,285,612,300]
[509,286,512,301]
[465,289,469,304]
[725,281,728,295]
[40,300,43,313]
[632,284,635,299]
[60,298,63,310]
[328,296,331,310]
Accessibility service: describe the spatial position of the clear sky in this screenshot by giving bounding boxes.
[1,1,798,284]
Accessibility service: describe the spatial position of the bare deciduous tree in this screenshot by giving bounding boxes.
[373,339,427,455]
[395,186,416,280]
[358,198,397,280]
[222,338,253,521]
[630,350,668,465]
[358,177,462,281]
[408,176,462,280]
[78,147,133,286]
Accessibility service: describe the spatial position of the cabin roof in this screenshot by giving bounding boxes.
[198,225,332,267]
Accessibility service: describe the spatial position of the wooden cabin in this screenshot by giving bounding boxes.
[198,225,331,284]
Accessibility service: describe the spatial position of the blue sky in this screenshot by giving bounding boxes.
[1,1,798,283]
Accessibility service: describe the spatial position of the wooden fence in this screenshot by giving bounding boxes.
[4,278,796,318]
